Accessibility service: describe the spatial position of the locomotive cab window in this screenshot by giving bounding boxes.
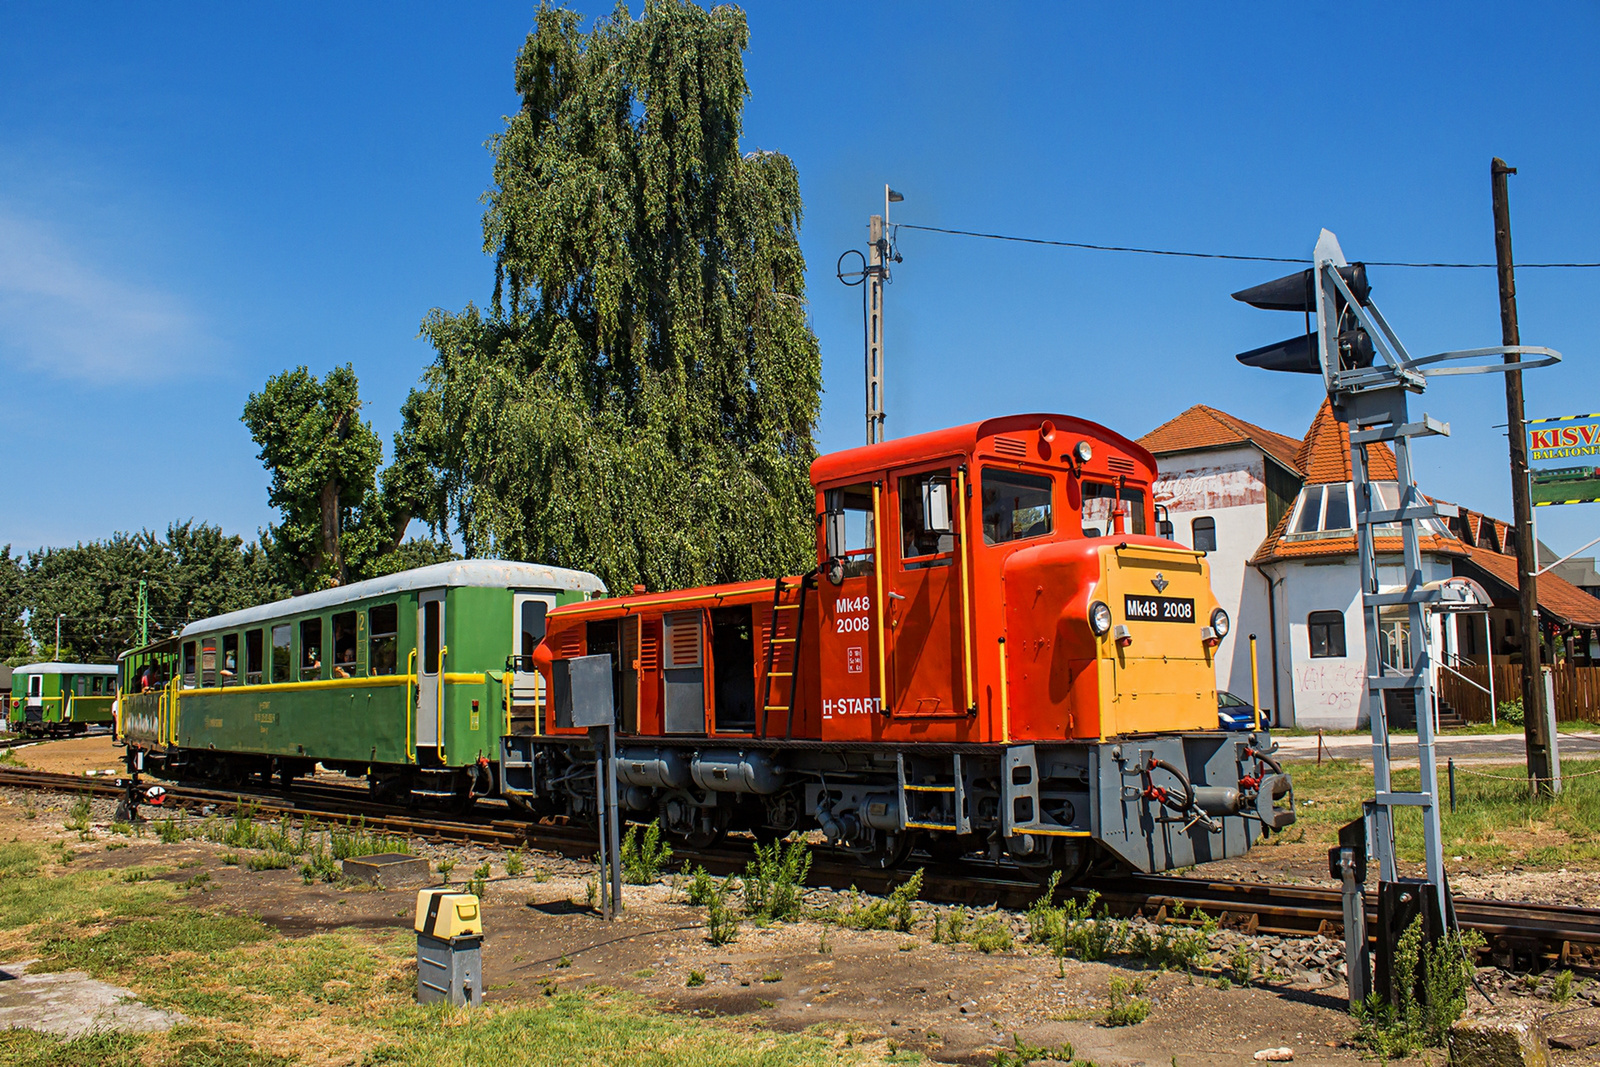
[331,611,358,677]
[182,641,197,688]
[823,484,876,579]
[221,633,239,686]
[899,469,955,567]
[300,618,323,680]
[981,469,1053,545]
[1081,482,1148,537]
[368,604,398,676]
[245,629,263,685]
[1192,516,1217,552]
[271,625,291,683]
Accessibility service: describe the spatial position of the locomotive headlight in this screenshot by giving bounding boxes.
[1089,600,1113,636]
[1074,440,1094,464]
[1209,607,1230,638]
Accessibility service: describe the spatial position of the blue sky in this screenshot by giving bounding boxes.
[1,2,1595,558]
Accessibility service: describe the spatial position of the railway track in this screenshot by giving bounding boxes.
[1,765,1594,973]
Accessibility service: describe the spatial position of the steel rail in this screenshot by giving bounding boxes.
[1,765,1594,971]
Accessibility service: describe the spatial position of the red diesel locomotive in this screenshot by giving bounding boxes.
[501,413,1294,875]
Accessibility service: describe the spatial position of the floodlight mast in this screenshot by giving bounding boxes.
[1234,230,1560,938]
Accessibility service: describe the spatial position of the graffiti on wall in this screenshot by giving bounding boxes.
[1152,462,1265,511]
[1295,660,1365,713]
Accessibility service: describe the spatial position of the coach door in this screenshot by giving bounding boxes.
[416,590,445,749]
[888,464,968,717]
[512,592,555,713]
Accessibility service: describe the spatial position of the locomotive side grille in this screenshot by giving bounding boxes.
[1108,456,1137,475]
[993,435,1027,458]
[663,611,703,669]
[553,631,583,658]
[639,622,661,671]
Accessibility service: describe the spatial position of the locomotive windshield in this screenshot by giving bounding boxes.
[981,469,1053,544]
[1081,481,1147,537]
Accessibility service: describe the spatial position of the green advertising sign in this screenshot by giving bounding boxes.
[1528,413,1600,506]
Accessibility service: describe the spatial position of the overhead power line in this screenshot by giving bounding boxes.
[894,222,1600,269]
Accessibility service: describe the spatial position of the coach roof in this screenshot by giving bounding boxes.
[11,662,118,675]
[177,560,606,637]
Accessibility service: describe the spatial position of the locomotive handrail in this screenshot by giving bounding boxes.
[1113,541,1206,559]
[872,481,889,715]
[955,466,976,713]
[998,636,1011,743]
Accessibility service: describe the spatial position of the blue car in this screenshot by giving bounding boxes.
[1217,691,1263,731]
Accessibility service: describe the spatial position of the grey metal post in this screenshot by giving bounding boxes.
[606,722,623,912]
[1544,667,1562,793]
[1340,847,1370,1005]
[593,739,611,919]
[865,213,885,445]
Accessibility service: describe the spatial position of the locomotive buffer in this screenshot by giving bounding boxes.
[1233,229,1560,1006]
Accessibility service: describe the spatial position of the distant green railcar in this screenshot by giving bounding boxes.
[118,560,604,803]
[7,662,119,736]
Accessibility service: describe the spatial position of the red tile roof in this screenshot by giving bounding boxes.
[1138,405,1304,475]
[1297,399,1399,485]
[1457,545,1600,627]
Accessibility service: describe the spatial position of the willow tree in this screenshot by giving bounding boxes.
[412,0,822,592]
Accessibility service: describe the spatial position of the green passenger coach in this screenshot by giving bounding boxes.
[118,561,605,804]
[7,662,119,736]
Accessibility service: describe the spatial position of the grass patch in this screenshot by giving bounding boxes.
[364,991,867,1066]
[1287,756,1600,869]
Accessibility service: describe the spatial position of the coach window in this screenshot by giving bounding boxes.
[1192,516,1217,553]
[1309,611,1346,658]
[182,641,197,688]
[331,612,358,677]
[201,639,217,687]
[898,470,955,568]
[823,484,876,579]
[271,625,291,683]
[91,676,102,695]
[300,618,324,680]
[981,469,1053,545]
[245,629,264,685]
[221,634,239,686]
[369,604,398,676]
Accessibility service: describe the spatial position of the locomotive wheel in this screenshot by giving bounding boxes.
[854,831,915,870]
[680,826,724,850]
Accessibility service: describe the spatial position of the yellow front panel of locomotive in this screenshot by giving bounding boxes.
[1096,545,1220,737]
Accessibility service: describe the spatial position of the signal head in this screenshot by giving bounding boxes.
[1231,263,1369,313]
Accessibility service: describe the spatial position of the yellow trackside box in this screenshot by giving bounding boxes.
[415,890,482,939]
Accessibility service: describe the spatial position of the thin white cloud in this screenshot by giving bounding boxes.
[0,208,206,382]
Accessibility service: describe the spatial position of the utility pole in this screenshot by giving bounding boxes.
[55,614,63,660]
[865,211,885,444]
[863,185,903,445]
[137,577,149,647]
[1491,158,1555,796]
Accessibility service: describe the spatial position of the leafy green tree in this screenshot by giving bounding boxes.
[21,523,285,662]
[411,0,822,592]
[244,365,451,592]
[0,546,31,662]
[242,364,383,590]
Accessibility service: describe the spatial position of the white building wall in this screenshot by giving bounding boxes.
[1152,445,1273,703]
[1272,553,1459,730]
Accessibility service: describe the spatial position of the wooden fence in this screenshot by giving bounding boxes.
[1436,663,1600,724]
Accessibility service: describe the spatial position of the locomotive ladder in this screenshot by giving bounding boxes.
[757,575,811,740]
